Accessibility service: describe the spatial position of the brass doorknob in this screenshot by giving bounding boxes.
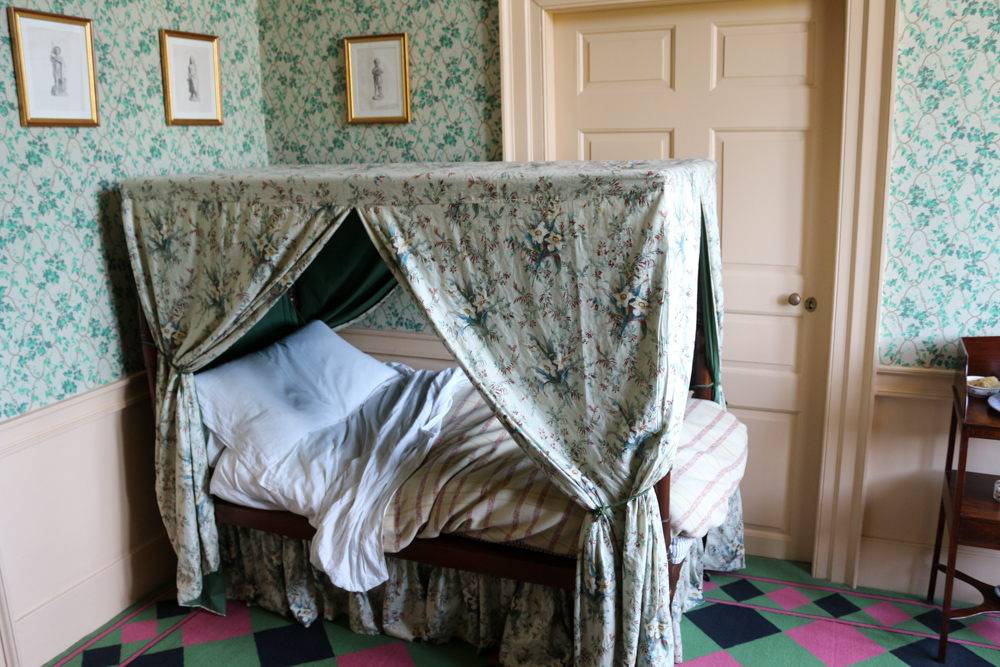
[788,293,802,306]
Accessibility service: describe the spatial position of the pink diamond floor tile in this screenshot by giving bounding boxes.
[864,601,912,628]
[182,602,253,646]
[970,617,1000,645]
[121,619,159,644]
[682,650,743,666]
[767,585,812,611]
[787,620,885,667]
[337,641,416,667]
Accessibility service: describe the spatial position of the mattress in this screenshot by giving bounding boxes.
[211,376,748,564]
[384,383,748,556]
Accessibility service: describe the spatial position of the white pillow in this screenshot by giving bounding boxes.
[194,321,399,475]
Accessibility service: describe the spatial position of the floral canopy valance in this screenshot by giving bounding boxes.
[122,159,724,667]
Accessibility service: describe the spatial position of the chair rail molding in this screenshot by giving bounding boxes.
[874,365,953,400]
[500,0,901,586]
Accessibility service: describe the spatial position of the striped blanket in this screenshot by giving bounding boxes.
[383,383,748,556]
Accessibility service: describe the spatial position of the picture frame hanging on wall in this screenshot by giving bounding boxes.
[7,7,100,127]
[159,29,223,126]
[343,33,411,124]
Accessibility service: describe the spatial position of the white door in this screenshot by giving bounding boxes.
[552,0,844,561]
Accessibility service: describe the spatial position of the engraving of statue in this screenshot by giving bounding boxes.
[50,46,67,97]
[372,57,384,101]
[187,56,200,102]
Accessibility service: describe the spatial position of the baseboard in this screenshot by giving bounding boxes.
[857,535,1000,605]
[13,535,175,667]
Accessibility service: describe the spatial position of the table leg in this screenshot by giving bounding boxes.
[938,423,971,663]
[938,530,959,662]
[927,503,945,603]
[927,409,958,604]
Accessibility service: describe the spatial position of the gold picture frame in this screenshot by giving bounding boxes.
[343,33,411,124]
[7,7,100,127]
[159,29,222,126]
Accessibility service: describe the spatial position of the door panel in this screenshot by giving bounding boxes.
[715,21,814,84]
[716,131,806,268]
[732,408,795,535]
[584,131,673,160]
[553,0,844,561]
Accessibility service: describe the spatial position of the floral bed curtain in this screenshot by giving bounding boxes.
[122,160,724,666]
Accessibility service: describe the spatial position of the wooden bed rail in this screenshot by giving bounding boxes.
[214,498,579,589]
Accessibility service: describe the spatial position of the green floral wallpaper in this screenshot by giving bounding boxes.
[259,0,501,166]
[1,0,267,420]
[258,0,502,333]
[6,0,992,420]
[880,0,1000,368]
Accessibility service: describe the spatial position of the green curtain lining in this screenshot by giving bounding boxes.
[698,212,722,403]
[210,209,398,368]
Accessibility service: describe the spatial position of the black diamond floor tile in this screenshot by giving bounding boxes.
[130,647,186,667]
[686,602,782,649]
[719,578,763,603]
[156,600,190,619]
[814,592,862,619]
[81,645,121,667]
[913,607,969,634]
[891,637,996,666]
[255,621,334,667]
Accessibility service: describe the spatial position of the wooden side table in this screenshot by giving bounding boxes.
[926,336,1000,662]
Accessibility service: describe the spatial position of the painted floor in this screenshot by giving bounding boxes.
[46,557,1000,666]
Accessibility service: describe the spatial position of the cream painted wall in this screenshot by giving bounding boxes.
[0,378,173,667]
[858,372,1000,604]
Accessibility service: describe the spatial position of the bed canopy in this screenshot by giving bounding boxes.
[122,159,725,667]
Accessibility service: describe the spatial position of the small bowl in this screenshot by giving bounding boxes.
[967,375,1000,398]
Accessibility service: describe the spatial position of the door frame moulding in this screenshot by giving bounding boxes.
[499,0,900,585]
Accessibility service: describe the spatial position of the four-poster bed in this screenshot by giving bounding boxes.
[123,159,747,666]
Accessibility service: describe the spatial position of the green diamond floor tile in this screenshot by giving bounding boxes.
[406,638,495,667]
[323,617,400,655]
[677,617,722,660]
[756,608,817,633]
[729,630,824,666]
[177,635,260,667]
[246,606,297,633]
[735,557,815,585]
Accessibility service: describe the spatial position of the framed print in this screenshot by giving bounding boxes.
[7,7,100,127]
[343,33,411,124]
[159,29,222,126]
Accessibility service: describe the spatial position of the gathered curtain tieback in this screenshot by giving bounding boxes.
[593,488,650,522]
[691,381,717,389]
[167,359,193,374]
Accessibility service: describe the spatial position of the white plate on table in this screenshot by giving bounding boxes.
[989,393,1000,414]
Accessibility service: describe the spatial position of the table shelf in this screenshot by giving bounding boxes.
[927,336,1000,663]
[943,471,1000,549]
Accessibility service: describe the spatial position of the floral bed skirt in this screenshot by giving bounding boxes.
[215,513,743,666]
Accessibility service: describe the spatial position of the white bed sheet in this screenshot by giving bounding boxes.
[211,363,467,592]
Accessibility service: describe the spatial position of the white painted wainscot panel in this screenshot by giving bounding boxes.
[860,365,1000,605]
[0,375,173,667]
